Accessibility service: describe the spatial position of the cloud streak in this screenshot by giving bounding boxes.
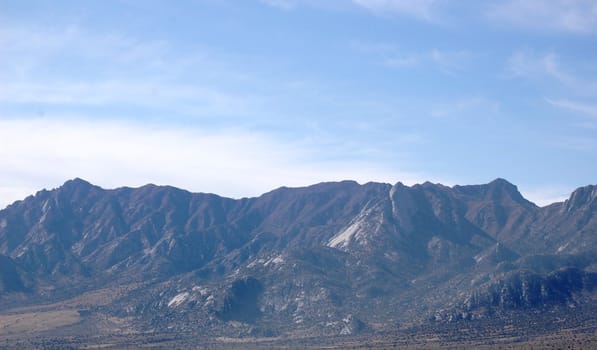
[259,0,296,10]
[0,118,417,209]
[547,99,597,119]
[487,0,597,34]
[352,0,438,20]
[351,41,473,73]
[506,51,597,95]
[0,80,261,118]
[351,0,597,35]
[0,23,272,120]
[430,96,500,118]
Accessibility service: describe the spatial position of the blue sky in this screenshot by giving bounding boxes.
[1,0,596,208]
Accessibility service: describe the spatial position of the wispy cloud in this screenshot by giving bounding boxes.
[506,51,597,95]
[0,80,262,118]
[547,99,597,119]
[506,52,565,80]
[259,0,296,10]
[0,23,272,119]
[551,136,597,152]
[488,0,597,34]
[352,0,438,20]
[0,118,421,209]
[259,0,441,17]
[351,0,597,34]
[429,49,473,74]
[430,96,500,118]
[384,55,420,67]
[258,0,348,11]
[0,24,172,77]
[355,43,473,73]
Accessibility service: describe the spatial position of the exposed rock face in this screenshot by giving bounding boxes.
[0,178,595,336]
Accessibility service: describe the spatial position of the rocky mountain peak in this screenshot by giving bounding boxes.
[489,178,530,203]
[564,185,597,211]
[60,177,94,192]
[52,177,103,203]
[452,178,532,207]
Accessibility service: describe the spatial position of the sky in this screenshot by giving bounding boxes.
[1,0,596,208]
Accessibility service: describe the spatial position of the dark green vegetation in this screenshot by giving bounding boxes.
[0,178,596,348]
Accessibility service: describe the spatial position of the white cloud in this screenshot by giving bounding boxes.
[430,96,500,118]
[351,0,597,33]
[383,55,420,67]
[0,116,572,211]
[258,0,348,11]
[384,49,471,72]
[547,134,597,152]
[351,41,473,72]
[506,51,597,95]
[0,23,273,120]
[506,52,561,79]
[0,24,171,78]
[350,40,420,67]
[0,118,419,209]
[0,80,261,118]
[352,0,438,20]
[488,0,597,34]
[429,49,473,74]
[547,99,597,118]
[259,0,296,10]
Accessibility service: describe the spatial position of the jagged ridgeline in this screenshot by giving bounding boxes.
[0,178,596,337]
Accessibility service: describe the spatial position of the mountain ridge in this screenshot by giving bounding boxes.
[0,177,595,338]
[5,177,562,211]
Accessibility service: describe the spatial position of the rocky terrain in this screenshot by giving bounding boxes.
[0,178,595,347]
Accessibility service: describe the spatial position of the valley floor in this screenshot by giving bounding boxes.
[1,309,596,350]
[2,330,597,349]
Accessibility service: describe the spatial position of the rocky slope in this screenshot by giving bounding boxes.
[0,178,595,337]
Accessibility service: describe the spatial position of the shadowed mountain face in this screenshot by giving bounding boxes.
[0,178,595,336]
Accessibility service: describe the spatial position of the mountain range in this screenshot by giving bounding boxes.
[0,178,596,339]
